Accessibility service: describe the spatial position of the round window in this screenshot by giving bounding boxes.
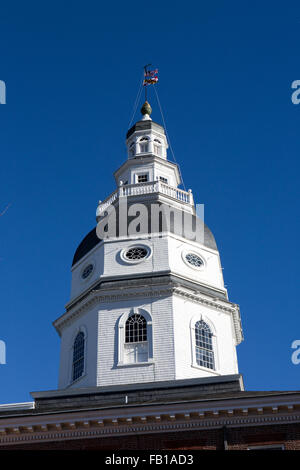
[81,264,94,279]
[185,252,204,268]
[124,247,148,261]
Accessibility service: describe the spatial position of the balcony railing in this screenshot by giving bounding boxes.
[96,181,193,218]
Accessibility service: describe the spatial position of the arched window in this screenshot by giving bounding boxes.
[139,137,149,153]
[153,138,162,156]
[72,331,85,381]
[195,320,215,370]
[125,314,147,342]
[124,314,148,363]
[118,310,153,366]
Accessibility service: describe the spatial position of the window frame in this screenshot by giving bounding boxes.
[159,176,168,184]
[153,139,162,156]
[137,173,149,183]
[194,320,215,370]
[80,263,94,281]
[138,136,150,154]
[70,327,87,384]
[190,315,219,374]
[117,309,153,367]
[120,244,151,264]
[125,313,147,343]
[182,249,206,271]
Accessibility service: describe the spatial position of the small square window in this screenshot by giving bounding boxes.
[138,174,148,183]
[159,176,168,184]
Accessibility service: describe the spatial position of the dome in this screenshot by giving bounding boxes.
[72,228,102,266]
[72,204,218,267]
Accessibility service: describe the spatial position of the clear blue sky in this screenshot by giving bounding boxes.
[0,0,300,404]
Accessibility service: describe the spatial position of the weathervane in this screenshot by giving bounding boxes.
[143,64,158,102]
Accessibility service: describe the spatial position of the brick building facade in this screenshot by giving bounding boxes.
[0,375,300,450]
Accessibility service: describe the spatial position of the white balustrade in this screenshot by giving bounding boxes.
[96,181,193,216]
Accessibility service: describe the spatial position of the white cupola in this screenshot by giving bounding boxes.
[126,101,168,160]
[54,98,243,391]
[111,101,180,191]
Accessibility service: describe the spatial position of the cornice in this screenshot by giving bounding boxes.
[0,405,299,446]
[54,286,174,335]
[54,278,241,341]
[65,273,227,312]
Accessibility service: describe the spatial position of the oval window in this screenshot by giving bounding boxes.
[81,264,94,279]
[185,253,204,268]
[124,247,148,261]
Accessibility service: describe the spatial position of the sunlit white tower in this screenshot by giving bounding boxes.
[54,100,243,389]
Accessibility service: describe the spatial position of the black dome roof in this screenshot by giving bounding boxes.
[72,228,102,266]
[72,204,218,267]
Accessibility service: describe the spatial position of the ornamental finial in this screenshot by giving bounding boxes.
[140,101,152,121]
[141,101,152,116]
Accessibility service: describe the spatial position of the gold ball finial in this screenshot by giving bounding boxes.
[141,101,152,116]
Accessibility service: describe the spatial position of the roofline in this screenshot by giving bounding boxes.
[126,119,165,140]
[31,375,244,400]
[0,402,35,411]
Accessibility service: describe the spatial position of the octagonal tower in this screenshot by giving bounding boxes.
[54,102,243,390]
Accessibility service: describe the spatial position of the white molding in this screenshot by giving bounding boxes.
[55,284,240,338]
[1,410,300,446]
[116,361,155,368]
